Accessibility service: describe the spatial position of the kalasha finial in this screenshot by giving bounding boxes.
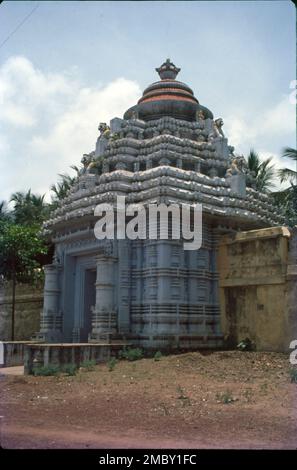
[155,58,181,80]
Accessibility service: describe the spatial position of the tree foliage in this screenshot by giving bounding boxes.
[0,221,48,283]
[277,147,297,185]
[10,189,50,226]
[273,147,297,226]
[246,149,275,192]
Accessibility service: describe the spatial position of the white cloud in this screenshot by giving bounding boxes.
[0,56,141,202]
[224,94,296,189]
[225,94,295,150]
[0,55,295,201]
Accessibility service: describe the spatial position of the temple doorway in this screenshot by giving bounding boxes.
[81,269,96,342]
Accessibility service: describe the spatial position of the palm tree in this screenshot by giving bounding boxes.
[10,189,49,226]
[277,147,297,184]
[272,147,297,226]
[50,164,85,207]
[0,201,12,222]
[246,149,275,192]
[50,171,79,204]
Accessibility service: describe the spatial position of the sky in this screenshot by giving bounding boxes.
[0,0,296,203]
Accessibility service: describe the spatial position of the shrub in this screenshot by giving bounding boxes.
[62,363,77,376]
[289,367,297,383]
[176,385,191,406]
[119,347,143,361]
[80,359,96,371]
[216,390,235,404]
[237,337,253,351]
[33,364,60,376]
[154,351,162,361]
[108,357,117,371]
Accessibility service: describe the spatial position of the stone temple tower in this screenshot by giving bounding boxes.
[38,60,281,349]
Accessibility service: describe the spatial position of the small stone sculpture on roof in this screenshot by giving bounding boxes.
[226,155,248,177]
[98,123,111,139]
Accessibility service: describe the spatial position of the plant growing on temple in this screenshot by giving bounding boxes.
[0,221,48,340]
[246,149,275,192]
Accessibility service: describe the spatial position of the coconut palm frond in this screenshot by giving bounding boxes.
[278,167,297,184]
[282,147,297,161]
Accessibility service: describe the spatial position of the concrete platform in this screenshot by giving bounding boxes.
[24,342,128,375]
[0,341,40,368]
[0,365,24,376]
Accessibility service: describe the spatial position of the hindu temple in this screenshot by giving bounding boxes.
[36,60,282,350]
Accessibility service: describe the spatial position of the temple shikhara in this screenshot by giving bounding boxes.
[36,60,286,350]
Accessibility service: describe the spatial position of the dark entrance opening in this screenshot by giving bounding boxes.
[81,269,96,342]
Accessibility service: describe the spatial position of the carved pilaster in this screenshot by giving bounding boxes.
[89,254,117,342]
[38,263,63,342]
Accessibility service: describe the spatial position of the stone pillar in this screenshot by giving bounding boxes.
[39,264,62,342]
[117,240,131,334]
[89,255,117,342]
[156,241,173,335]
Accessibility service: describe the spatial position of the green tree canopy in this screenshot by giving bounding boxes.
[10,189,50,226]
[0,220,49,340]
[0,220,48,283]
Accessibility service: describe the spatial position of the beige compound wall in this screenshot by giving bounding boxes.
[0,281,43,341]
[218,227,297,352]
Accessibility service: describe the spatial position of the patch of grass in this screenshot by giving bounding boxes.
[289,367,297,383]
[108,357,117,371]
[260,382,268,393]
[62,364,77,376]
[119,347,143,361]
[243,388,253,403]
[216,390,235,404]
[80,359,96,371]
[154,351,162,362]
[160,402,169,416]
[33,364,60,376]
[176,385,191,406]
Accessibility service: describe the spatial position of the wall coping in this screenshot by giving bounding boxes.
[0,294,44,304]
[219,226,291,246]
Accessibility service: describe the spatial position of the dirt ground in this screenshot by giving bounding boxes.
[0,351,296,449]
